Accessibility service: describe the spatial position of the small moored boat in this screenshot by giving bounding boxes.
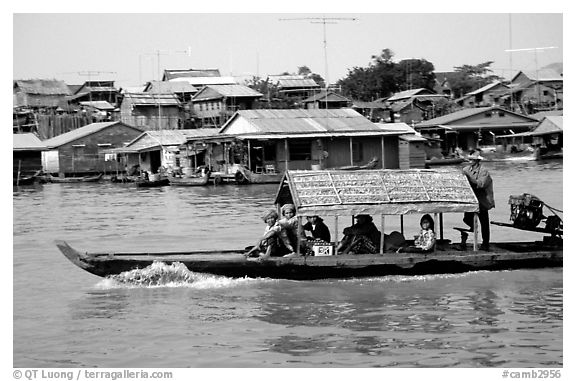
[57,169,562,280]
[43,173,103,183]
[168,171,211,186]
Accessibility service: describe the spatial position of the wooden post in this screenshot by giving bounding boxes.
[473,213,479,251]
[380,215,385,254]
[284,139,289,171]
[194,144,197,169]
[16,160,21,186]
[247,140,251,171]
[439,213,444,240]
[334,215,339,255]
[400,215,404,235]
[381,136,385,169]
[349,137,354,165]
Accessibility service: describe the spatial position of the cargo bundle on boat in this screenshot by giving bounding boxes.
[56,168,561,280]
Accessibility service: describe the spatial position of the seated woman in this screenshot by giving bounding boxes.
[303,215,331,243]
[278,204,308,257]
[246,209,285,258]
[398,214,436,253]
[336,214,381,254]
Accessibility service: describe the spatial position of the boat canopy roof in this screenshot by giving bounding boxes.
[275,169,479,216]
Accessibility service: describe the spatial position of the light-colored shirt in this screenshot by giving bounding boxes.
[414,229,436,251]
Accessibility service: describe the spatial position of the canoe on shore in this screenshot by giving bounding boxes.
[56,240,562,280]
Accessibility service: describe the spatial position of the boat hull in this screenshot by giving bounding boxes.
[135,178,170,187]
[44,174,103,183]
[56,240,562,280]
[168,174,210,186]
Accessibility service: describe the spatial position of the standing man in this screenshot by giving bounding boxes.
[463,150,495,250]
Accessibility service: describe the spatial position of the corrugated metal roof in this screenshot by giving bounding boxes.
[164,69,221,80]
[466,81,507,96]
[192,84,263,100]
[121,86,147,94]
[302,91,350,103]
[145,81,198,94]
[79,101,115,110]
[43,122,142,148]
[127,129,220,149]
[521,69,563,82]
[387,88,434,101]
[276,169,479,216]
[169,77,236,86]
[277,78,320,89]
[374,122,418,134]
[416,106,537,128]
[221,109,383,135]
[13,133,47,151]
[233,131,403,140]
[531,116,563,136]
[122,93,181,106]
[351,100,388,109]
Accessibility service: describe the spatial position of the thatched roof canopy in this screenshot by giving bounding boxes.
[275,169,479,216]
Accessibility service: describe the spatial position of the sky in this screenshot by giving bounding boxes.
[11,7,565,88]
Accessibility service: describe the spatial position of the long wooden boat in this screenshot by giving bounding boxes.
[44,173,103,183]
[57,169,562,280]
[55,240,562,280]
[168,172,210,186]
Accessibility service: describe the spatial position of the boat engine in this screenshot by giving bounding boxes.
[508,193,544,229]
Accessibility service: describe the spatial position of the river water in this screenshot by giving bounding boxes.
[12,161,563,368]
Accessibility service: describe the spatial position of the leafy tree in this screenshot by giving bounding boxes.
[336,49,436,101]
[450,61,503,98]
[395,59,436,91]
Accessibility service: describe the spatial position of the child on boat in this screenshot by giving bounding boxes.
[278,204,308,257]
[398,214,436,253]
[246,209,284,258]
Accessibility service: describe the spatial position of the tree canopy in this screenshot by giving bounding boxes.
[337,49,436,101]
[449,61,503,98]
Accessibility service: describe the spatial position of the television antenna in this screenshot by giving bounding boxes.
[505,46,558,106]
[279,17,357,109]
[62,70,117,103]
[140,47,192,129]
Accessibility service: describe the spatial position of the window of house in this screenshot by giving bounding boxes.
[289,140,311,160]
[543,90,549,96]
[484,111,493,117]
[498,110,505,117]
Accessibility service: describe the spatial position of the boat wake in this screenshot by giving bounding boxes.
[95,261,269,289]
[337,270,498,284]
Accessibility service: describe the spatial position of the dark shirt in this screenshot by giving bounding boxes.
[303,219,331,242]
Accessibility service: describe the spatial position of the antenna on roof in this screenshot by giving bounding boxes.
[505,46,558,107]
[75,71,116,104]
[279,16,358,109]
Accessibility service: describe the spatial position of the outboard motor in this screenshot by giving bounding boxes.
[509,193,544,229]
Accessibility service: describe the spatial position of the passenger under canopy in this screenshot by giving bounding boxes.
[275,169,481,252]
